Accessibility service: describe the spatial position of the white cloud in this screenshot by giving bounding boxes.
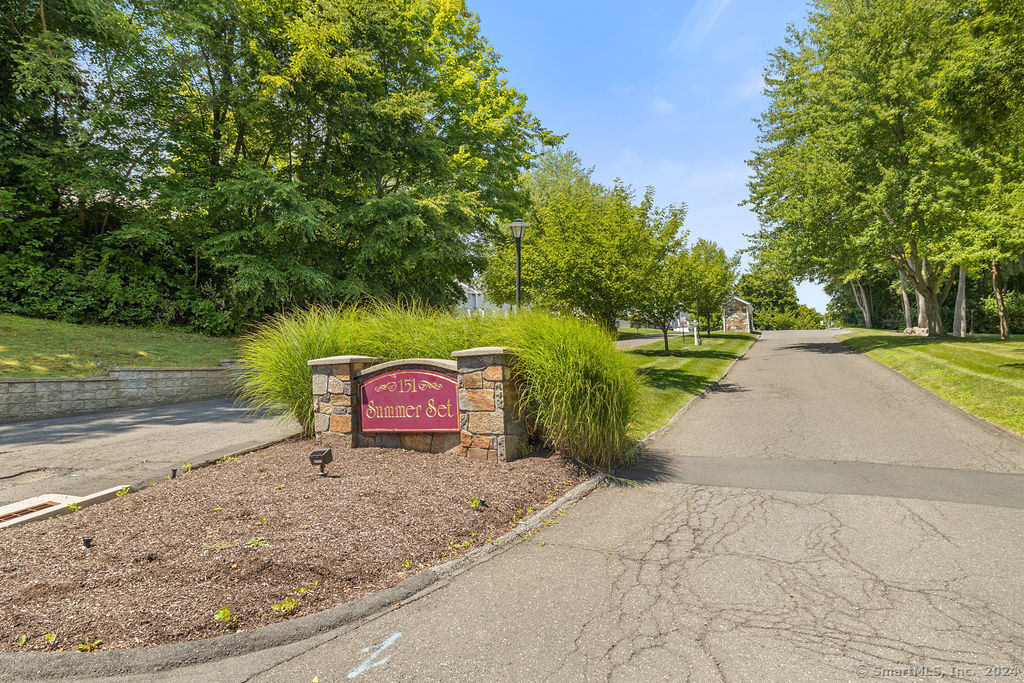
[651,96,677,115]
[730,69,766,101]
[672,0,732,54]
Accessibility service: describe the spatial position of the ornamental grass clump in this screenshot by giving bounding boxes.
[236,306,364,436]
[237,304,642,468]
[501,312,642,469]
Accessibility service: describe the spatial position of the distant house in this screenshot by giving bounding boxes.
[672,312,693,333]
[722,297,754,333]
[458,283,510,316]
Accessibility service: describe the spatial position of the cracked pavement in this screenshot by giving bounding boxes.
[105,330,1024,681]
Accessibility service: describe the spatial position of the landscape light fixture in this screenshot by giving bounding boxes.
[170,468,177,479]
[82,537,93,549]
[309,447,333,477]
[508,219,528,309]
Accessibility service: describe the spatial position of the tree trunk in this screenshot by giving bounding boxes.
[662,324,670,355]
[693,302,701,346]
[899,270,913,329]
[850,280,872,328]
[905,247,945,336]
[915,290,927,327]
[992,260,1010,340]
[952,266,967,337]
[938,267,955,306]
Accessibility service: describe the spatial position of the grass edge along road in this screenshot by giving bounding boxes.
[0,314,238,378]
[840,328,1024,437]
[626,332,755,440]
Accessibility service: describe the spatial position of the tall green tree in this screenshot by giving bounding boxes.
[939,0,1024,338]
[747,0,981,336]
[737,263,799,315]
[1,0,557,333]
[632,231,692,354]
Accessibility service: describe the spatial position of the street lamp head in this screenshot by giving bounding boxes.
[508,219,528,240]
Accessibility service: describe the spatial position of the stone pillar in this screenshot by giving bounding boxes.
[451,347,527,462]
[307,355,381,447]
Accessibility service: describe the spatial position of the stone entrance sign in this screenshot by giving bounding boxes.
[360,369,458,433]
[309,347,526,461]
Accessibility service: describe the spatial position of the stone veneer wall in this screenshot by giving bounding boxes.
[310,347,527,461]
[452,347,527,461]
[723,301,752,333]
[0,360,239,422]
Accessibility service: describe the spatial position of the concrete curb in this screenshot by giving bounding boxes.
[0,335,755,679]
[836,332,1024,445]
[0,486,127,530]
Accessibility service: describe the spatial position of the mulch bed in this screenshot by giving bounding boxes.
[0,438,587,652]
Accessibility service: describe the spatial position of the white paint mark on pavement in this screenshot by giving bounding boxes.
[347,632,402,679]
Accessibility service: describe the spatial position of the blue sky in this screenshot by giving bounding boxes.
[471,0,829,311]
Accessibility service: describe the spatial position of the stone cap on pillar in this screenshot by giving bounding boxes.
[307,355,381,367]
[451,347,514,358]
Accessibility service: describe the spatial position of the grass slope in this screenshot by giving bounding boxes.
[0,314,238,378]
[840,328,1024,436]
[626,332,755,439]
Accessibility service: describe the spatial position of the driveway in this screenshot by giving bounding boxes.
[0,399,299,507]
[109,331,1024,680]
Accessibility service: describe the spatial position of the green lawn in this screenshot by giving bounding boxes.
[840,328,1024,437]
[626,332,756,439]
[0,314,239,378]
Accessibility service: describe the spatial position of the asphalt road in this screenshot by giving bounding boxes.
[106,331,1024,681]
[615,333,682,351]
[0,399,299,506]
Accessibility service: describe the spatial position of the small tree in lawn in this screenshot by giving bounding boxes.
[689,239,740,336]
[633,238,692,354]
[483,150,684,331]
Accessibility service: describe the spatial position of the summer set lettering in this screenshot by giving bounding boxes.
[360,369,459,432]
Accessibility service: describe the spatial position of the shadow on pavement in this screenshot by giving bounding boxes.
[616,452,1024,510]
[708,382,747,393]
[778,342,859,355]
[0,399,275,447]
[615,448,678,486]
[635,368,738,396]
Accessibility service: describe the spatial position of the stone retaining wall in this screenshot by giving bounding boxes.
[0,360,239,422]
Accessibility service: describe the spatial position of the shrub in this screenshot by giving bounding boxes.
[755,305,823,330]
[237,304,641,468]
[979,292,1024,334]
[499,312,641,469]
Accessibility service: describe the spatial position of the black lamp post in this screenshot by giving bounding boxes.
[508,219,528,309]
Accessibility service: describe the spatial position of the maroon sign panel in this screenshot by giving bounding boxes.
[360,369,459,433]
